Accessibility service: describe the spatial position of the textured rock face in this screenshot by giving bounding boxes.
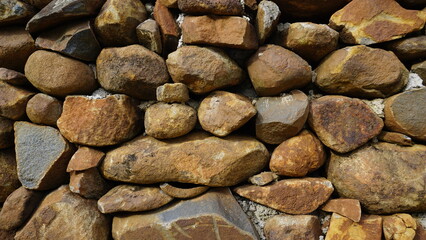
[0,82,34,120]
[248,172,278,186]
[178,0,243,15]
[378,131,414,146]
[26,93,62,126]
[329,0,425,45]
[325,213,383,240]
[412,61,426,83]
[0,117,13,149]
[25,0,53,9]
[97,45,169,100]
[386,36,426,62]
[256,0,281,45]
[321,199,362,222]
[0,27,35,72]
[0,149,20,203]
[0,0,35,26]
[69,168,109,199]
[0,68,28,86]
[67,147,105,172]
[383,214,417,240]
[112,188,258,240]
[159,183,209,199]
[57,95,141,147]
[136,19,162,54]
[153,1,179,55]
[156,83,189,103]
[264,215,322,240]
[327,142,426,214]
[101,132,269,187]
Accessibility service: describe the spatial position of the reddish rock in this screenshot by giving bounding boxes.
[321,199,362,222]
[378,131,414,146]
[0,0,35,26]
[136,19,162,54]
[0,27,35,72]
[0,149,20,203]
[264,215,322,240]
[26,93,62,126]
[156,83,189,103]
[383,213,417,240]
[325,214,382,240]
[248,172,278,186]
[0,68,28,86]
[256,0,281,45]
[270,0,348,20]
[178,0,244,15]
[67,147,105,172]
[159,183,209,199]
[153,1,180,55]
[69,168,109,199]
[0,117,13,149]
[0,82,34,120]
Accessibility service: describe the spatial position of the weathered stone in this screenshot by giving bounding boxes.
[384,88,426,141]
[15,185,110,240]
[167,46,244,94]
[256,0,280,45]
[178,0,243,15]
[67,147,105,172]
[0,27,35,72]
[264,215,322,240]
[0,68,28,86]
[15,122,74,190]
[321,199,362,222]
[0,229,15,240]
[153,1,179,55]
[248,172,278,186]
[26,0,105,33]
[182,15,258,50]
[101,132,269,186]
[415,220,426,240]
[248,45,312,96]
[325,213,382,240]
[271,0,347,20]
[329,0,425,45]
[95,0,147,47]
[315,45,408,98]
[159,183,209,199]
[255,90,309,144]
[156,83,189,103]
[327,142,426,214]
[25,50,97,97]
[270,129,326,177]
[0,82,34,121]
[244,0,257,10]
[0,187,44,231]
[386,36,426,62]
[383,213,417,240]
[26,93,62,126]
[136,19,162,54]
[97,44,169,100]
[0,117,13,149]
[234,178,334,214]
[57,95,141,147]
[112,188,258,240]
[0,0,35,25]
[0,149,20,203]
[158,0,177,8]
[378,131,414,146]
[69,168,109,199]
[413,61,426,83]
[308,95,383,153]
[97,185,173,213]
[24,0,53,9]
[35,20,101,61]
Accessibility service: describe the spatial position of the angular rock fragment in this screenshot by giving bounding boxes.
[67,147,105,172]
[383,213,417,240]
[69,168,109,199]
[256,0,281,45]
[156,83,189,103]
[321,199,362,222]
[0,68,28,86]
[178,0,243,15]
[0,82,34,120]
[0,117,13,149]
[325,213,382,240]
[378,131,414,146]
[0,27,35,72]
[386,36,426,62]
[0,149,20,203]
[159,183,209,199]
[271,0,347,20]
[264,215,322,240]
[136,19,162,54]
[153,1,179,55]
[0,0,35,25]
[26,93,62,126]
[248,172,278,186]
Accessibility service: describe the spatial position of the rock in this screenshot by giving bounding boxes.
[247,45,312,96]
[327,142,426,214]
[329,0,425,45]
[315,45,408,98]
[26,0,105,33]
[15,185,110,240]
[270,0,347,20]
[0,187,44,231]
[244,0,257,10]
[378,131,414,146]
[264,215,322,240]
[95,0,147,47]
[413,61,426,83]
[0,117,13,149]
[57,95,141,147]
[386,36,426,62]
[198,91,256,137]
[178,0,243,15]
[0,149,20,203]
[67,147,105,172]
[24,0,53,9]
[277,22,339,63]
[325,213,382,240]
[35,20,101,61]
[415,220,426,240]
[96,44,169,100]
[383,214,417,240]
[321,199,362,222]
[26,93,62,126]
[182,15,258,50]
[0,68,28,86]
[112,188,258,239]
[0,27,35,72]
[69,168,109,199]
[255,90,309,144]
[101,132,269,186]
[384,88,426,141]
[248,172,278,186]
[159,183,209,199]
[0,229,15,240]
[97,185,173,213]
[136,19,162,54]
[158,0,177,8]
[0,82,34,120]
[24,50,97,97]
[153,1,179,55]
[234,178,334,214]
[308,95,383,153]
[256,0,281,45]
[166,46,244,94]
[0,0,35,25]
[156,83,189,103]
[270,129,326,177]
[15,122,74,190]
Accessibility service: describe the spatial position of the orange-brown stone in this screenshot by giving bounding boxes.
[321,199,362,222]
[0,82,34,120]
[325,213,382,240]
[67,147,105,172]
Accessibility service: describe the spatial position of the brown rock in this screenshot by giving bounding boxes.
[0,82,34,120]
[308,95,384,153]
[264,215,322,240]
[383,213,417,240]
[57,95,141,147]
[97,44,169,100]
[0,186,44,231]
[67,147,105,172]
[248,45,312,96]
[159,183,209,199]
[198,91,256,137]
[166,46,244,94]
[35,20,101,61]
[178,0,243,15]
[412,61,426,83]
[24,0,53,9]
[0,27,35,72]
[378,131,414,146]
[234,178,334,214]
[0,0,35,25]
[321,199,362,222]
[0,117,13,149]
[256,0,281,45]
[156,83,189,103]
[97,185,173,213]
[101,132,269,186]
[255,90,309,144]
[384,88,426,141]
[325,213,382,240]
[24,50,97,97]
[386,36,426,62]
[245,0,258,10]
[69,168,109,199]
[0,68,28,86]
[248,172,278,186]
[15,185,110,240]
[153,1,179,55]
[0,149,20,203]
[136,19,162,54]
[26,93,62,126]
[159,0,177,8]
[271,0,347,20]
[0,229,15,240]
[270,129,326,177]
[415,221,426,240]
[329,0,425,45]
[182,15,258,50]
[112,188,258,240]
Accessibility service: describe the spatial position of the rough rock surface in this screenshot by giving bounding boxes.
[248,172,278,186]
[0,27,35,72]
[26,93,62,126]
[412,61,426,83]
[325,213,383,240]
[67,147,105,172]
[0,149,20,203]
[156,83,189,103]
[0,68,28,86]
[0,82,34,120]
[136,19,162,54]
[386,36,426,62]
[378,131,414,146]
[178,0,244,15]
[321,199,362,222]
[256,0,281,45]
[383,213,417,240]
[0,117,13,149]
[0,0,35,26]
[153,1,179,55]
[25,0,53,9]
[159,183,209,199]
[69,168,109,199]
[264,215,322,240]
